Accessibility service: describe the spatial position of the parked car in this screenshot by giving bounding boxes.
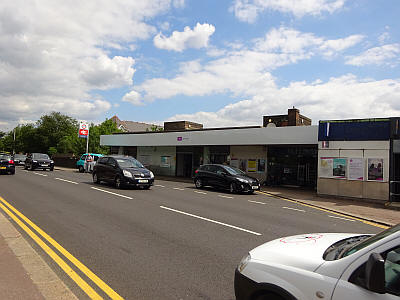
[193,164,260,194]
[92,155,154,189]
[235,224,400,300]
[0,154,15,175]
[76,153,103,173]
[24,153,54,171]
[13,153,27,166]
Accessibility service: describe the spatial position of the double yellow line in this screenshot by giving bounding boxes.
[0,196,123,299]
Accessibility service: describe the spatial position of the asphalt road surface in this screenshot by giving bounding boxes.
[0,167,381,299]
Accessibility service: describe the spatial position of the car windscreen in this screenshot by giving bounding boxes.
[0,155,11,160]
[341,224,400,258]
[33,153,50,159]
[223,165,245,175]
[14,154,26,159]
[115,158,144,168]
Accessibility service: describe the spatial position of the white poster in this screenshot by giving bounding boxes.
[319,157,333,178]
[348,158,364,181]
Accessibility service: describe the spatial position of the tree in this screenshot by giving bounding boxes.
[87,119,122,154]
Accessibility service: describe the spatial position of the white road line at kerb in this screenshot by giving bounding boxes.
[282,207,305,212]
[55,178,79,185]
[173,187,185,191]
[328,215,355,222]
[160,206,262,236]
[194,190,207,195]
[248,200,266,205]
[155,184,165,187]
[90,187,133,199]
[218,195,233,199]
[33,172,48,177]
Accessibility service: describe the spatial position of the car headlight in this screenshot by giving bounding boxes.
[50,160,54,163]
[238,254,251,273]
[123,170,133,178]
[33,160,37,163]
[150,171,154,179]
[237,178,248,183]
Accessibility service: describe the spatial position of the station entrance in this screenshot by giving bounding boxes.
[267,145,317,188]
[176,146,203,177]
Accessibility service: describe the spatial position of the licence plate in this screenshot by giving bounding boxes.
[0,167,6,169]
[41,164,48,167]
[138,179,148,183]
[252,186,259,190]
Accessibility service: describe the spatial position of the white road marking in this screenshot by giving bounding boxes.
[248,200,266,205]
[90,187,133,199]
[33,172,48,177]
[282,207,306,212]
[194,190,207,195]
[160,206,262,236]
[23,170,29,173]
[173,187,185,191]
[155,184,165,187]
[218,195,233,199]
[328,215,355,222]
[55,178,79,185]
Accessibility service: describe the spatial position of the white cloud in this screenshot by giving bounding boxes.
[165,75,400,127]
[346,44,400,66]
[173,0,185,8]
[153,23,216,52]
[122,90,144,106]
[129,27,362,104]
[230,0,346,22]
[378,32,390,44]
[0,0,175,130]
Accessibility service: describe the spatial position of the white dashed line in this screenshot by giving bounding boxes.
[282,207,305,212]
[90,187,133,199]
[155,184,165,187]
[194,190,207,195]
[160,206,262,236]
[55,178,79,185]
[248,200,266,205]
[33,172,48,177]
[218,195,233,199]
[173,187,185,191]
[328,215,355,222]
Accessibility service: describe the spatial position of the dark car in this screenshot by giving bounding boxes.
[24,153,54,171]
[92,155,154,189]
[0,154,15,175]
[13,153,27,166]
[193,164,260,194]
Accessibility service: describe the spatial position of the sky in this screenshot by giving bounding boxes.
[1,0,400,131]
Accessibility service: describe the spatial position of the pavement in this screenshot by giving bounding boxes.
[0,167,398,299]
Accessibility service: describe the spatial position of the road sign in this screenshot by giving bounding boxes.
[79,121,89,138]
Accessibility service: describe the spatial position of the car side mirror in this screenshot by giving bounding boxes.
[365,252,385,294]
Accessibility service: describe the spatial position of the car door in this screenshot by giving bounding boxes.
[106,158,118,182]
[95,157,107,180]
[215,166,229,188]
[207,165,220,187]
[331,239,400,300]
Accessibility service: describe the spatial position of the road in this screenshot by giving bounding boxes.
[0,167,381,299]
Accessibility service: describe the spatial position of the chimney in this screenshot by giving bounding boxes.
[288,107,300,126]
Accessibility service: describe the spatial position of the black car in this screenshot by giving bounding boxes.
[0,154,15,175]
[193,164,260,194]
[13,153,27,166]
[92,155,154,189]
[24,153,54,171]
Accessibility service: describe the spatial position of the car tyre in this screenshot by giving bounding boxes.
[195,178,203,189]
[229,182,238,194]
[93,172,100,184]
[50,167,54,171]
[114,176,123,189]
[79,166,84,173]
[143,185,151,190]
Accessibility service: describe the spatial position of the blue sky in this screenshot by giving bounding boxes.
[1,0,399,131]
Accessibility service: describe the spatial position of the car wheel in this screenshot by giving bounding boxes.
[143,185,151,190]
[229,182,238,194]
[50,167,54,171]
[114,176,123,189]
[93,172,100,184]
[79,166,84,173]
[195,178,203,189]
[24,164,28,170]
